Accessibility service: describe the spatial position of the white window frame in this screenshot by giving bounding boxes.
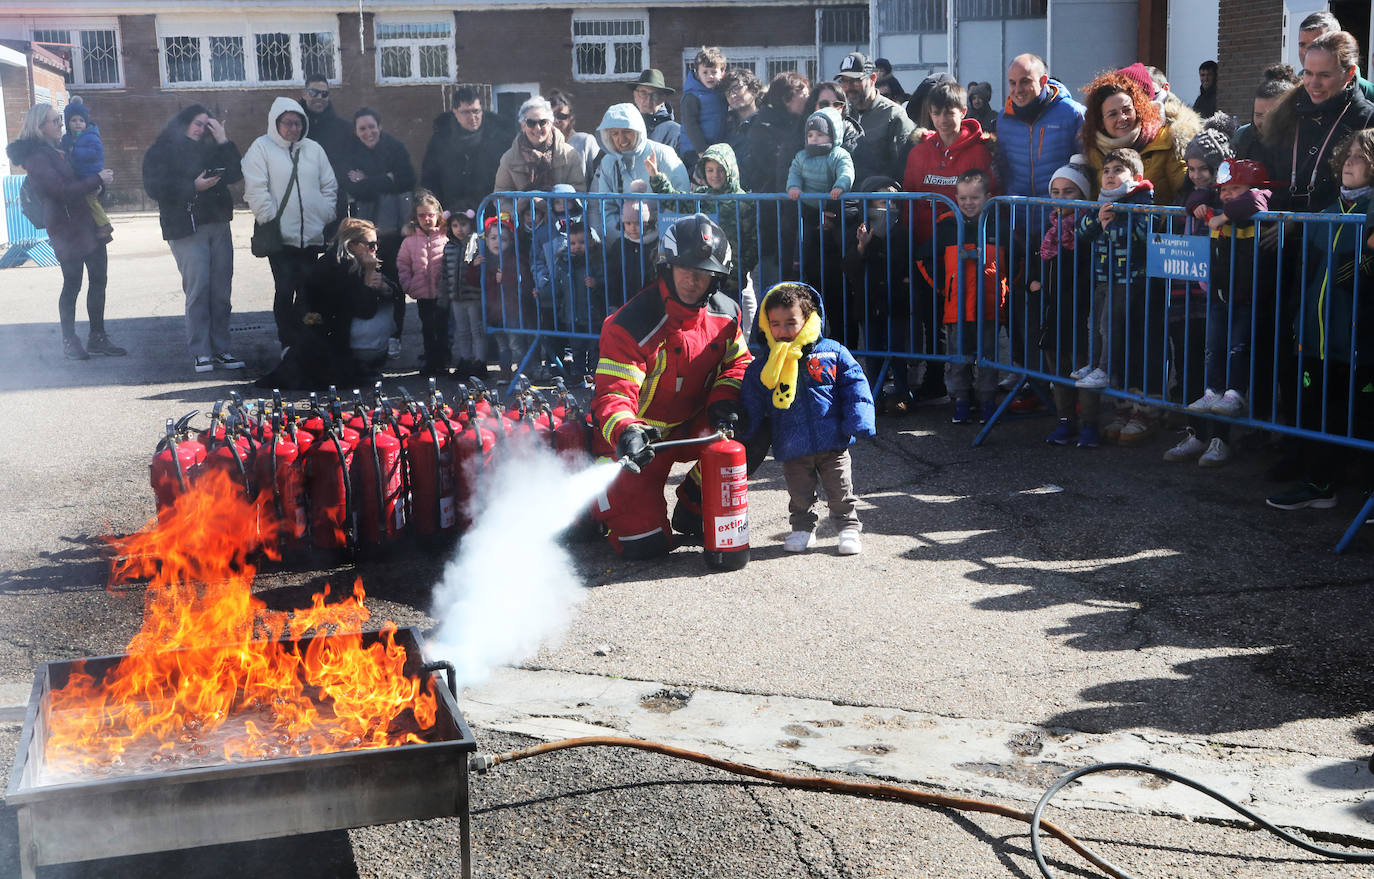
[26,18,124,89]
[571,9,649,83]
[155,16,341,90]
[374,16,455,85]
[493,82,541,118]
[680,45,818,86]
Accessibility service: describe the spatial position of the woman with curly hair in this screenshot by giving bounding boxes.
[1080,63,1200,204]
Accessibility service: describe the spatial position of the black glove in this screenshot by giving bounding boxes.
[615,425,659,474]
[708,399,746,433]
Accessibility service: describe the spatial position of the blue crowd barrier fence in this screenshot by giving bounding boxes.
[474,189,1372,551]
[0,174,58,269]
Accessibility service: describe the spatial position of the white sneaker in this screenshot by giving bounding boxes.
[837,529,862,555]
[783,531,816,553]
[387,336,402,359]
[1188,389,1223,411]
[193,356,213,374]
[213,352,245,369]
[1163,428,1206,462]
[1074,367,1109,389]
[1068,364,1094,381]
[1198,437,1230,467]
[1211,389,1246,417]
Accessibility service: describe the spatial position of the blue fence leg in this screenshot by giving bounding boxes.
[973,374,1025,447]
[1333,491,1374,554]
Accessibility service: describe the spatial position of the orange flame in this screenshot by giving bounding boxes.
[41,470,438,779]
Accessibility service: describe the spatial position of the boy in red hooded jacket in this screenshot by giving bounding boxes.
[903,80,1001,245]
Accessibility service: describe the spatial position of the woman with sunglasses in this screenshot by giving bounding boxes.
[493,95,587,230]
[256,217,398,389]
[547,90,599,182]
[807,81,865,156]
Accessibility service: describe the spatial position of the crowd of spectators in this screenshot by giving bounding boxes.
[8,16,1374,515]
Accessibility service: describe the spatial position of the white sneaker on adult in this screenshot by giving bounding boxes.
[837,529,862,555]
[1188,389,1223,411]
[1198,437,1230,467]
[783,531,816,553]
[214,352,245,370]
[1211,389,1246,417]
[1163,429,1206,462]
[1074,367,1109,389]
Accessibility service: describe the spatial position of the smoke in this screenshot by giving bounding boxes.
[428,439,620,689]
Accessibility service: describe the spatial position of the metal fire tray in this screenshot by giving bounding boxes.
[5,626,475,879]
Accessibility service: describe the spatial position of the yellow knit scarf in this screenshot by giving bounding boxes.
[757,308,821,410]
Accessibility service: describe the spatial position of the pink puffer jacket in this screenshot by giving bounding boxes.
[397,225,447,300]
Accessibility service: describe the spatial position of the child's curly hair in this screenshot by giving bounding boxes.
[1329,128,1374,177]
[762,282,819,319]
[411,188,442,223]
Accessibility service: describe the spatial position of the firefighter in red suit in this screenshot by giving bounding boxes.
[592,214,753,559]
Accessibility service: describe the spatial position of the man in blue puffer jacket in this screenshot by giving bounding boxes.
[741,282,876,556]
[997,53,1086,392]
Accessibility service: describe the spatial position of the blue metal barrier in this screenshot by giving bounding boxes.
[0,174,58,268]
[978,195,1373,551]
[476,189,965,398]
[473,188,1372,551]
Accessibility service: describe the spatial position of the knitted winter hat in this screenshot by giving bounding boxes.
[1184,127,1234,170]
[1115,63,1156,101]
[1048,154,1092,199]
[64,97,91,124]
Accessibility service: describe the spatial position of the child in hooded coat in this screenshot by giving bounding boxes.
[648,142,760,329]
[60,98,114,243]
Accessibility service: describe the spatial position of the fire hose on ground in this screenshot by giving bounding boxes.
[467,736,1374,879]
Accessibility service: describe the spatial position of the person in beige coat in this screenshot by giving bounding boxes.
[492,96,586,230]
[241,96,339,349]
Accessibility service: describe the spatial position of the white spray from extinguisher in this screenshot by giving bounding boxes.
[428,440,620,689]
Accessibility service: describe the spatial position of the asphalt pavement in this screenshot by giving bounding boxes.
[1,212,1373,878]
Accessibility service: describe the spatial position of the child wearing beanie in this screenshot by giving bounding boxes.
[739,282,875,555]
[60,97,113,243]
[1035,154,1101,447]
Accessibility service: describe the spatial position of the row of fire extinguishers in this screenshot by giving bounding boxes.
[148,377,599,556]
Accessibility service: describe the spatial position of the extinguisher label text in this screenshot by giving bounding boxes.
[713,513,749,547]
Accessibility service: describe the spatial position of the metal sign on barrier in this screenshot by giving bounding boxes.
[1146,232,1209,281]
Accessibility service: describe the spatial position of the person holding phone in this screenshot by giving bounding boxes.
[142,104,244,373]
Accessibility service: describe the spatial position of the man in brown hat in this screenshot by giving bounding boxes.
[629,69,682,153]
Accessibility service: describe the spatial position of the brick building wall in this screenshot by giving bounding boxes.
[60,6,822,209]
[1216,0,1284,120]
[2,58,69,171]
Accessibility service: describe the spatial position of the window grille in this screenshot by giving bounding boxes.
[875,0,947,33]
[571,11,648,81]
[375,18,453,83]
[31,23,123,87]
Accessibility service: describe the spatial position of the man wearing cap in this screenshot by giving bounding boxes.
[836,52,915,182]
[629,69,683,154]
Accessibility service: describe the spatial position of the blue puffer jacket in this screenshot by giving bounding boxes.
[996,79,1085,201]
[741,338,876,460]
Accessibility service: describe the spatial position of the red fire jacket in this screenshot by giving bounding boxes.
[593,278,752,452]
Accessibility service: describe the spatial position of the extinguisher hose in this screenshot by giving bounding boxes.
[269,439,285,524]
[225,436,249,496]
[327,429,356,549]
[369,430,388,540]
[473,738,1374,879]
[167,434,189,495]
[425,419,444,533]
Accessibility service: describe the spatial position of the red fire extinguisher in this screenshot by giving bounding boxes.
[700,426,750,571]
[150,413,206,519]
[452,402,498,532]
[307,410,356,551]
[405,404,458,544]
[254,411,308,550]
[353,418,406,547]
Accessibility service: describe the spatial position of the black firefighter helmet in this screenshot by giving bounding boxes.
[658,213,733,278]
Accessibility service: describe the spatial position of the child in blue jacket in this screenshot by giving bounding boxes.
[59,97,113,242]
[741,282,875,556]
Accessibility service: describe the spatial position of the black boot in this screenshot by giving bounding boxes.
[86,331,127,356]
[63,334,90,360]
